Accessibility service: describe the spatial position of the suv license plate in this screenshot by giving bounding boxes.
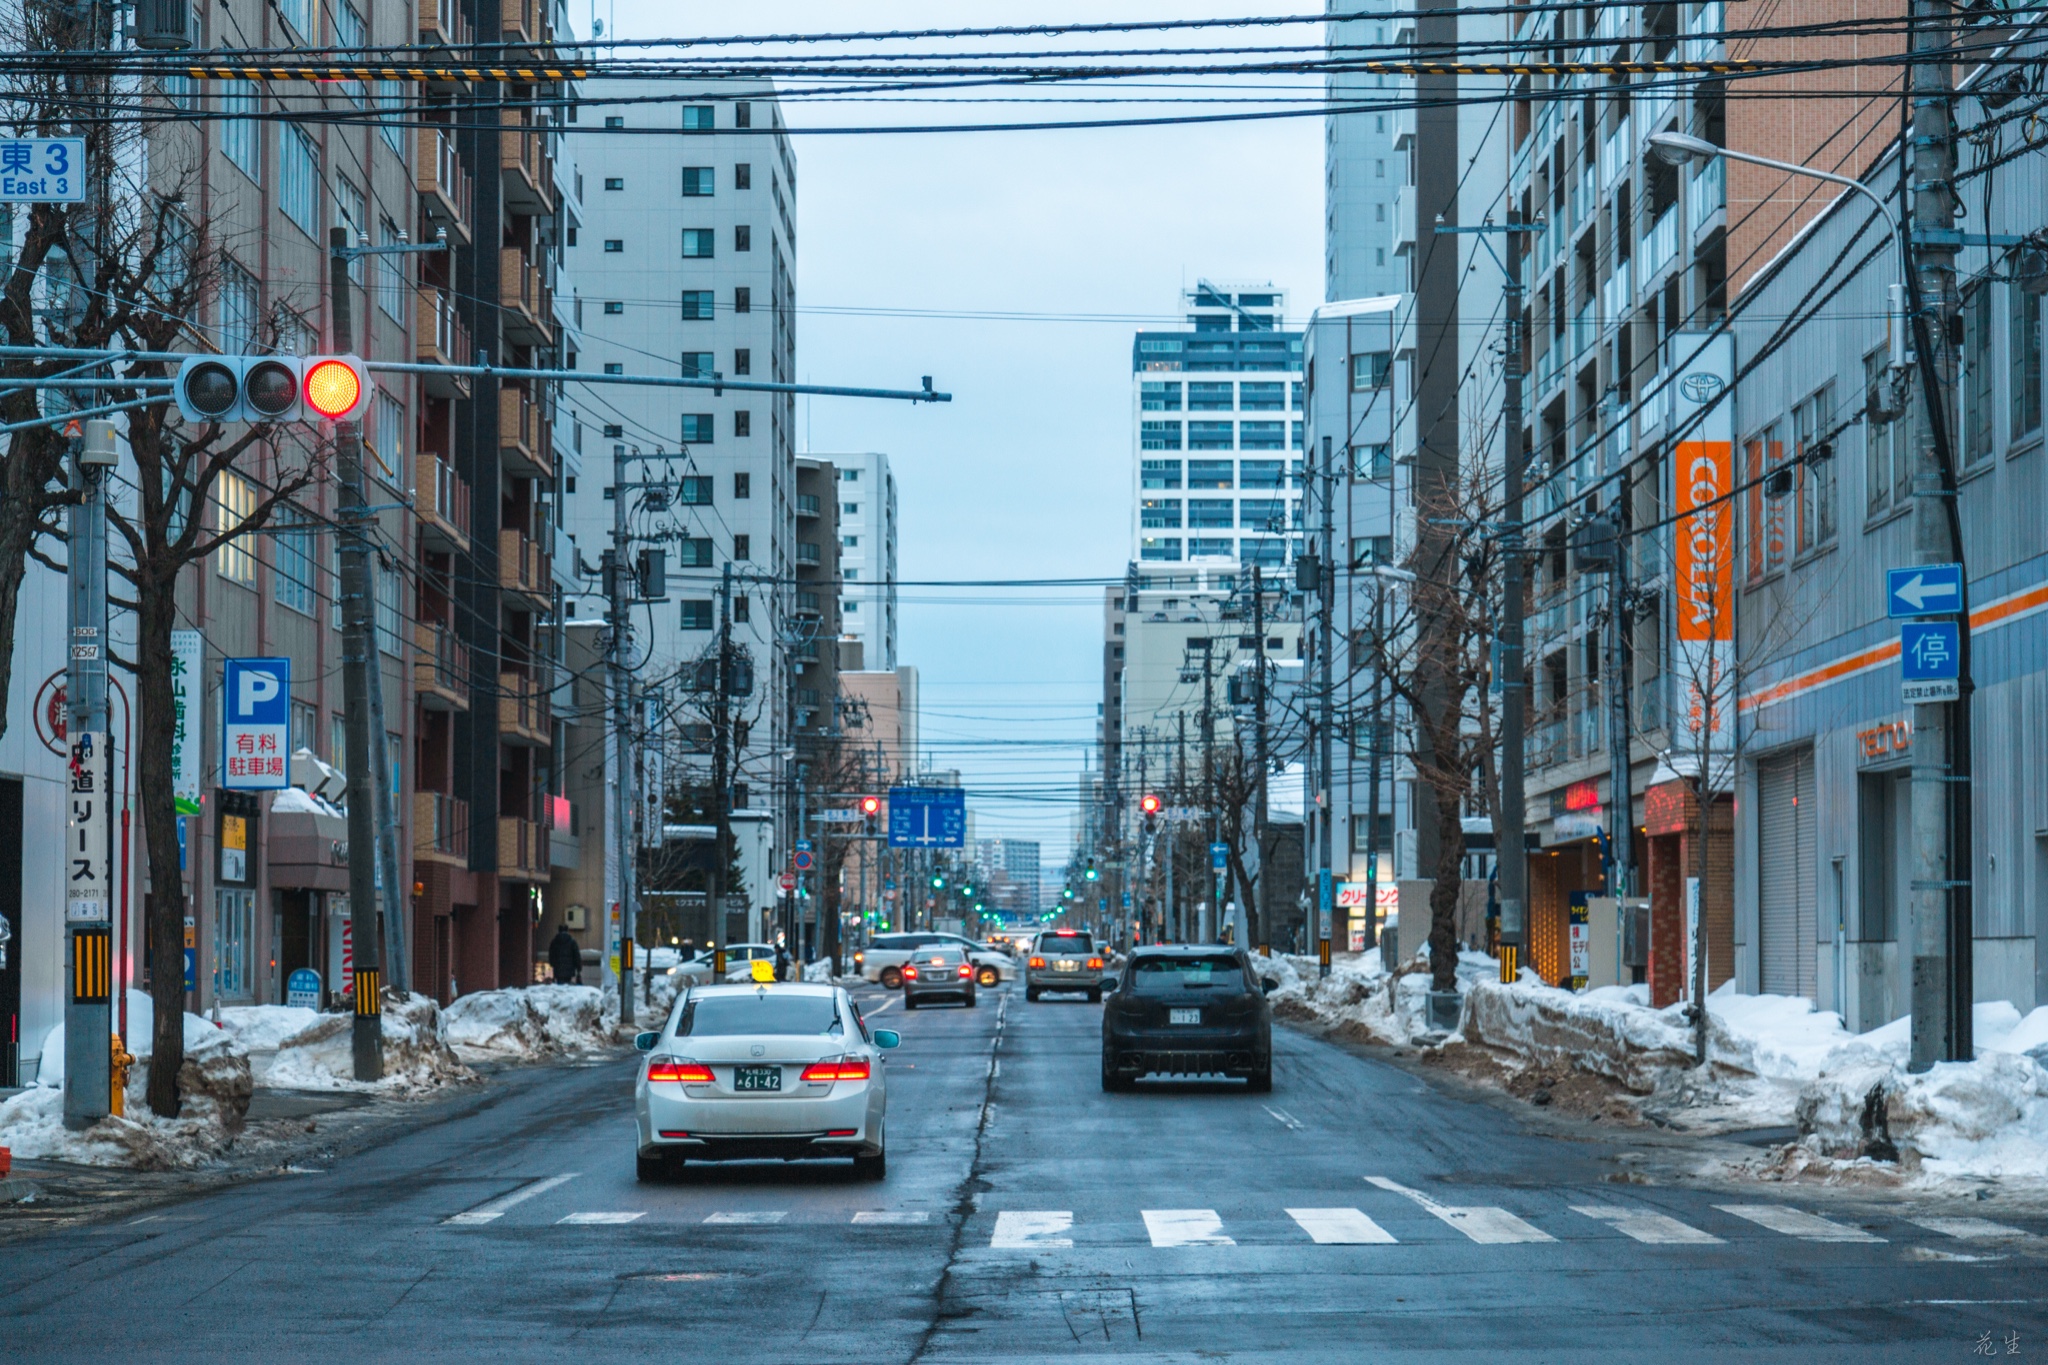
[733,1066,781,1091]
[1169,1008,1201,1025]
[1055,960,1078,972]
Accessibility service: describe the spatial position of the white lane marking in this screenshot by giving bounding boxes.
[1142,1209,1234,1247]
[445,1172,580,1225]
[1906,1216,2028,1240]
[1261,1106,1303,1131]
[1715,1204,1885,1243]
[1365,1176,1555,1245]
[864,996,897,1016]
[704,1211,788,1225]
[852,1210,932,1225]
[558,1211,645,1225]
[1287,1207,1397,1244]
[992,1211,1073,1248]
[1572,1205,1724,1245]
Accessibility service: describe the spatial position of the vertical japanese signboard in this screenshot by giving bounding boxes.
[221,657,290,790]
[1670,333,1735,770]
[65,731,109,924]
[169,629,203,802]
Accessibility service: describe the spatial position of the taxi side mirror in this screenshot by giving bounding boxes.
[634,1031,660,1051]
[873,1029,900,1049]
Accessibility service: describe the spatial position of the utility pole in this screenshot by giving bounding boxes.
[1315,439,1336,977]
[364,554,407,995]
[1905,0,1970,1069]
[63,418,116,1128]
[709,562,735,979]
[331,226,384,1080]
[1248,568,1270,954]
[607,439,636,1024]
[1605,498,1635,903]
[1363,580,1386,954]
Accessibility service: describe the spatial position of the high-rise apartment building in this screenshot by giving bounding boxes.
[815,451,899,671]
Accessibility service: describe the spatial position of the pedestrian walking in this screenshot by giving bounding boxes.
[548,923,582,985]
[775,942,793,982]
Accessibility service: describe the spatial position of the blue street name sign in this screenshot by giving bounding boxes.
[1210,841,1228,871]
[1887,562,1964,618]
[1900,620,1961,702]
[0,138,85,203]
[887,786,966,848]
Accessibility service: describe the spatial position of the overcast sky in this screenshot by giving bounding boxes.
[608,2,1324,862]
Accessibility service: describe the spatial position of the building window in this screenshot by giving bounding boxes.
[1744,421,1789,580]
[220,90,261,182]
[1350,534,1392,568]
[735,162,751,190]
[734,348,751,375]
[212,471,257,584]
[1963,279,1996,465]
[1188,499,1234,529]
[734,595,750,622]
[732,534,750,561]
[1140,420,1183,451]
[844,600,860,613]
[1140,459,1183,489]
[733,410,750,436]
[734,101,751,128]
[680,600,713,630]
[678,476,713,505]
[376,218,405,321]
[681,166,713,196]
[734,287,751,313]
[843,534,859,548]
[1240,421,1285,450]
[214,889,255,1000]
[1239,459,1285,489]
[1189,537,1234,559]
[1864,349,1912,516]
[734,471,751,498]
[1291,382,1304,409]
[604,115,623,129]
[279,127,319,237]
[1189,381,1234,411]
[1352,443,1392,480]
[842,468,860,481]
[1240,499,1285,531]
[604,301,624,315]
[2013,280,2043,443]
[681,413,715,443]
[681,229,715,258]
[1189,421,1235,451]
[604,239,624,253]
[218,259,258,355]
[1795,384,1836,552]
[1140,499,1182,529]
[682,106,714,130]
[1140,381,1182,411]
[1240,382,1284,411]
[735,225,751,252]
[1351,811,1394,852]
[275,0,309,38]
[681,290,714,320]
[1139,537,1183,561]
[1241,537,1284,566]
[603,363,623,375]
[1187,459,1234,489]
[273,507,316,614]
[605,176,625,190]
[1351,351,1391,390]
[680,350,712,376]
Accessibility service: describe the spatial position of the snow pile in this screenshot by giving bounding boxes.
[1463,980,1700,1092]
[266,990,475,1093]
[444,985,621,1061]
[0,992,252,1169]
[1265,946,1511,1047]
[216,1004,323,1054]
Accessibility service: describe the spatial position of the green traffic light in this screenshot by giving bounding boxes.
[931,875,944,889]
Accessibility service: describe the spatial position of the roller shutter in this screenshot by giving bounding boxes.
[1757,749,1818,1000]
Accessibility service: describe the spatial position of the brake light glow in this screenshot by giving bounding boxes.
[646,1058,715,1084]
[1087,958,1104,970]
[901,965,919,981]
[1055,930,1078,936]
[957,964,973,978]
[1028,956,1045,969]
[799,1059,871,1083]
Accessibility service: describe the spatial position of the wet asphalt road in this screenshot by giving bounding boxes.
[2,981,2046,1362]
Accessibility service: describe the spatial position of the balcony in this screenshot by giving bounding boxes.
[498,246,553,345]
[796,542,822,568]
[415,451,471,553]
[498,671,550,746]
[498,528,551,607]
[415,129,474,248]
[1570,694,1606,760]
[1570,299,1597,367]
[499,110,557,217]
[415,622,470,710]
[498,817,549,883]
[1601,260,1632,327]
[1690,156,1726,241]
[796,493,821,518]
[414,791,469,866]
[498,384,550,479]
[414,289,471,398]
[417,0,473,84]
[1638,207,1679,285]
[499,0,542,45]
[1600,116,1633,186]
[1392,183,1416,256]
[1528,717,1568,770]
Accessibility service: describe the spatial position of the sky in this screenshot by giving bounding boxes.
[606,3,1325,861]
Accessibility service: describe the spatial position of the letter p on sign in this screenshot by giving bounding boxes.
[239,667,280,716]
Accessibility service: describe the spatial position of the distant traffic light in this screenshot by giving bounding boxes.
[1139,793,1161,816]
[931,874,945,889]
[1084,859,1098,882]
[859,795,882,817]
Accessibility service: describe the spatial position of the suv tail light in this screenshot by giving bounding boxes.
[647,1058,715,1084]
[800,1058,871,1083]
[901,965,919,981]
[1087,957,1104,970]
[1028,956,1045,969]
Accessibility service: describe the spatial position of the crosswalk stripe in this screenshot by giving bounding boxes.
[1907,1216,2027,1241]
[1715,1205,1884,1243]
[1287,1207,1397,1244]
[1142,1209,1234,1247]
[1572,1205,1723,1245]
[557,1212,644,1225]
[445,1172,580,1225]
[992,1211,1073,1248]
[1365,1176,1555,1244]
[852,1211,932,1225]
[704,1211,788,1225]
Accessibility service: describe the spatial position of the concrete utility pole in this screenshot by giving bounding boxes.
[364,554,407,995]
[1315,439,1335,976]
[1605,502,1635,903]
[330,227,384,1081]
[709,562,735,980]
[1904,0,1970,1069]
[1249,567,1269,954]
[63,418,116,1128]
[607,439,636,1024]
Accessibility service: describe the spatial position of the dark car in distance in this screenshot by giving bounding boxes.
[1101,946,1278,1092]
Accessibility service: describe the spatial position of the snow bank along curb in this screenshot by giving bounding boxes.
[443,984,620,1061]
[262,991,475,1093]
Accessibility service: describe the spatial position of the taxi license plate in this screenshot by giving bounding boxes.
[1055,960,1078,972]
[1170,1008,1201,1025]
[733,1066,781,1092]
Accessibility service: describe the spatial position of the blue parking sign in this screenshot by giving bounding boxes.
[222,657,291,789]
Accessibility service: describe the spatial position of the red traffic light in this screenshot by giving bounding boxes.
[303,356,369,420]
[1140,793,1161,815]
[859,795,882,816]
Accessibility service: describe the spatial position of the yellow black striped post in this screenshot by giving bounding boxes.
[1497,944,1519,985]
[72,927,111,1003]
[354,969,382,1015]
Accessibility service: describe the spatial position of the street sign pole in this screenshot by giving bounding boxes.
[62,418,116,1129]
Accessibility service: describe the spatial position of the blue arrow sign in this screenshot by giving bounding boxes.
[1210,841,1228,870]
[1887,563,1963,618]
[887,786,966,848]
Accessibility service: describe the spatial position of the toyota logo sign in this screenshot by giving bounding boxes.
[1679,372,1725,403]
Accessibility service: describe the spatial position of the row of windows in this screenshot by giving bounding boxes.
[680,595,755,629]
[679,288,752,319]
[1139,498,1294,531]
[1140,458,1299,490]
[601,164,754,195]
[597,228,752,256]
[1140,421,1304,451]
[1139,537,1302,565]
[1139,381,1304,412]
[603,102,754,132]
[675,411,751,442]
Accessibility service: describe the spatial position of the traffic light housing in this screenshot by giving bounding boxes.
[1084,859,1098,882]
[174,353,371,424]
[859,795,882,817]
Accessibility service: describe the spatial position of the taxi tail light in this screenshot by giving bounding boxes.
[646,1058,715,1084]
[957,964,973,978]
[800,1059,871,1083]
[900,965,919,981]
[1028,956,1045,969]
[1087,957,1105,970]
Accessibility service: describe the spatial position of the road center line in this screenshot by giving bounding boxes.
[445,1172,580,1225]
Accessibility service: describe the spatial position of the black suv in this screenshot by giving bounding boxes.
[1101,946,1277,1092]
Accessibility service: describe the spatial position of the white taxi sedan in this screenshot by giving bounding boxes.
[633,981,898,1181]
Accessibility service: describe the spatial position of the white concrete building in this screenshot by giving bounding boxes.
[815,451,899,671]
